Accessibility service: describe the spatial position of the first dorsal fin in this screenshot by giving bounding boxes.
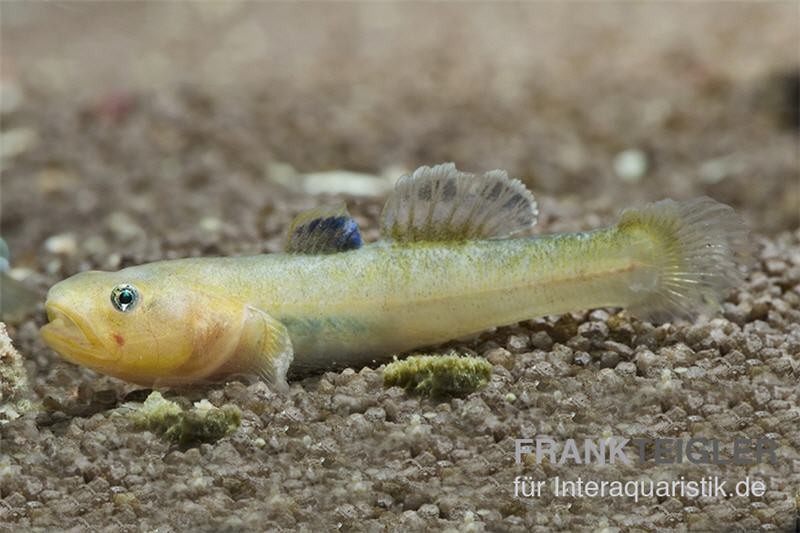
[380,163,538,242]
[286,204,363,254]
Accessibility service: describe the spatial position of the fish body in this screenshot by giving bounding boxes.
[41,164,749,388]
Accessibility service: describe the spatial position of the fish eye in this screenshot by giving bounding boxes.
[111,284,139,312]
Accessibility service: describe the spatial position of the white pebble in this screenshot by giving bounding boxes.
[44,233,77,256]
[613,149,648,182]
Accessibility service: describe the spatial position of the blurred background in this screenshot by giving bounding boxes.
[2,5,799,530]
[1,2,798,278]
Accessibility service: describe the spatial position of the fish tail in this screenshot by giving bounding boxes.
[616,197,751,322]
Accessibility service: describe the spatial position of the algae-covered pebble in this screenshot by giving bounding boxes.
[131,391,241,446]
[0,322,32,424]
[164,402,241,446]
[131,391,182,432]
[383,354,492,398]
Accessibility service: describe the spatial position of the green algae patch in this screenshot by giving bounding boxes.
[383,354,492,398]
[131,392,241,446]
[164,400,242,446]
[131,391,182,433]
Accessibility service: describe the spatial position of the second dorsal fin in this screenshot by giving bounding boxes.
[285,204,363,254]
[380,163,538,242]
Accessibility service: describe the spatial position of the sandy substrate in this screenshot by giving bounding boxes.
[1,3,799,531]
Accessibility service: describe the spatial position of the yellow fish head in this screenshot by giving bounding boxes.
[40,269,243,385]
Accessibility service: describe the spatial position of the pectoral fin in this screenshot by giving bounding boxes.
[218,305,294,391]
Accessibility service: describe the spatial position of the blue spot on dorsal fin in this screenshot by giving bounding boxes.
[285,204,363,254]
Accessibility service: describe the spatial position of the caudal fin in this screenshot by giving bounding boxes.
[617,197,751,322]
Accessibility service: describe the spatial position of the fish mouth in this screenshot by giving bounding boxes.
[40,303,115,363]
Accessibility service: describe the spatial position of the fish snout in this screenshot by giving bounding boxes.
[41,278,111,360]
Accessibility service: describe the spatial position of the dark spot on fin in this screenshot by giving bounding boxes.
[503,193,525,210]
[417,182,432,200]
[286,204,363,254]
[487,182,503,200]
[442,178,457,200]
